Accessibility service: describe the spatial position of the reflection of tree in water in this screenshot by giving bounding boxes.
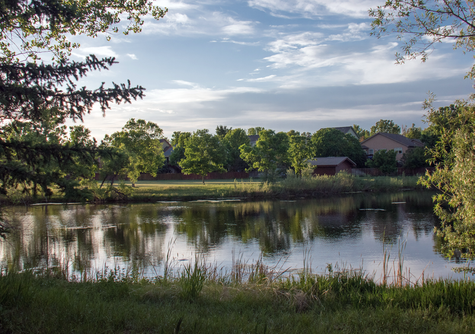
[101,205,168,268]
[0,192,440,272]
[173,197,366,255]
[0,204,168,273]
[174,205,231,252]
[357,192,437,243]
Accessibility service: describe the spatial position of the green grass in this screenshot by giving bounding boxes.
[116,174,425,202]
[1,264,474,334]
[0,174,427,204]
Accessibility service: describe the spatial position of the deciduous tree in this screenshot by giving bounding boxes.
[216,125,232,139]
[366,149,397,174]
[420,99,475,259]
[370,119,401,135]
[247,127,265,136]
[402,123,423,139]
[352,124,370,141]
[240,130,289,181]
[288,132,314,177]
[179,129,226,184]
[104,119,165,186]
[311,128,367,167]
[1,0,167,63]
[369,0,475,79]
[170,131,191,167]
[222,128,249,172]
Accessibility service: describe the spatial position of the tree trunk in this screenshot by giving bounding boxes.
[109,174,116,187]
[100,175,108,188]
[202,175,205,185]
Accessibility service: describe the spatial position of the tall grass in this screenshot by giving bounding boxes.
[131,174,423,201]
[0,174,425,204]
[1,256,475,333]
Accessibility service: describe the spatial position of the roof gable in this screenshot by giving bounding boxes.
[361,133,423,148]
[330,126,358,138]
[308,156,357,167]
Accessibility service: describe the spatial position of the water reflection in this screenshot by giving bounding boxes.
[0,191,460,280]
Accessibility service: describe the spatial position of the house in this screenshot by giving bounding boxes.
[308,157,356,176]
[330,126,358,139]
[361,133,424,161]
[248,135,259,147]
[159,139,174,164]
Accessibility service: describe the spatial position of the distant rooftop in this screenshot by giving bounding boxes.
[308,157,356,167]
[361,133,424,148]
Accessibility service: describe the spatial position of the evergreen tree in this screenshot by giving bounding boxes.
[0,0,167,200]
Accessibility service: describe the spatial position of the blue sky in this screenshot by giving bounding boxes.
[67,0,475,141]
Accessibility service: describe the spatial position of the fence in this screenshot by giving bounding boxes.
[352,167,434,177]
[137,171,250,181]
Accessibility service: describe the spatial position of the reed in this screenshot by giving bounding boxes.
[1,256,475,333]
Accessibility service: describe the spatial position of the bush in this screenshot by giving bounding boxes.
[366,150,397,175]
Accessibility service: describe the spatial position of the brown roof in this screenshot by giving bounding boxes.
[361,133,424,148]
[331,126,356,136]
[308,157,357,167]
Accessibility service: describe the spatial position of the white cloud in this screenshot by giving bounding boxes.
[144,85,263,105]
[172,80,198,87]
[142,8,257,37]
[218,38,260,46]
[327,22,370,41]
[242,75,277,82]
[222,22,255,35]
[262,31,468,87]
[72,46,118,59]
[127,54,138,60]
[248,0,382,18]
[266,32,323,53]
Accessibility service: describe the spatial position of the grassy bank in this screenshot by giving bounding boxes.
[1,174,426,204]
[1,264,474,333]
[98,174,425,203]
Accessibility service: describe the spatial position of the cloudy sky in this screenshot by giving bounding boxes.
[67,0,475,141]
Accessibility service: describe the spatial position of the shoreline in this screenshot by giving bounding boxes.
[0,175,429,206]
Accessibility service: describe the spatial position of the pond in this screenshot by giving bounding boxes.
[0,191,469,282]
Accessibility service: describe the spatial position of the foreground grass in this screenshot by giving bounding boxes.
[1,266,474,333]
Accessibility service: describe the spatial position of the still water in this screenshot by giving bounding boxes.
[0,191,469,281]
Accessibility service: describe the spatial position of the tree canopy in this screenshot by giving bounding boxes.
[247,127,265,136]
[366,149,397,175]
[103,119,165,186]
[370,119,401,135]
[216,125,232,139]
[311,128,367,167]
[240,129,289,181]
[170,131,191,167]
[1,0,167,63]
[402,123,423,139]
[420,100,475,259]
[288,132,314,177]
[179,129,226,184]
[222,128,249,172]
[369,0,475,78]
[352,124,370,141]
